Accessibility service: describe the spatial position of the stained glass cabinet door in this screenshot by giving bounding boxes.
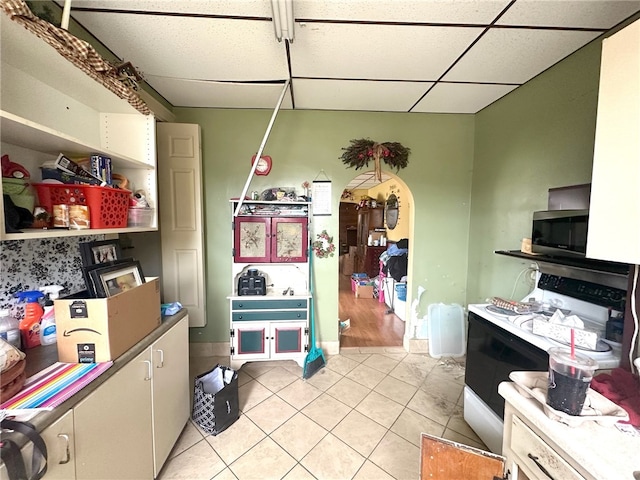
[234,216,307,263]
[234,217,270,262]
[271,217,308,263]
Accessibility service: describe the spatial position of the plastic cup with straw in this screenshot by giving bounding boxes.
[547,328,598,415]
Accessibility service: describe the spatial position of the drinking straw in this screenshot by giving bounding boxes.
[570,328,575,358]
[570,328,576,375]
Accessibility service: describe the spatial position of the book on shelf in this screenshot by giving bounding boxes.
[90,154,113,185]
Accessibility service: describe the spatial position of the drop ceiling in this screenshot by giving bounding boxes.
[56,0,640,115]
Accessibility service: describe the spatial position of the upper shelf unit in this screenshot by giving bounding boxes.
[0,13,157,241]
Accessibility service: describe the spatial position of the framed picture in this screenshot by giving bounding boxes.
[82,258,133,297]
[89,260,145,298]
[80,240,123,267]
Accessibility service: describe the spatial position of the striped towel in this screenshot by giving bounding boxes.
[1,362,113,410]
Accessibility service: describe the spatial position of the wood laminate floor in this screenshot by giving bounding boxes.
[338,273,405,348]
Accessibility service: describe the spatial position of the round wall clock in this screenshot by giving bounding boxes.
[251,155,272,176]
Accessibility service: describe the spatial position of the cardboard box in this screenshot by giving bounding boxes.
[355,284,374,299]
[341,253,355,275]
[55,278,161,363]
[351,274,369,292]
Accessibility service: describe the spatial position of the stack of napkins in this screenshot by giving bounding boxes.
[531,310,599,350]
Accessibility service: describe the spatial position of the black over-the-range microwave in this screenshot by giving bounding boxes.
[531,209,589,257]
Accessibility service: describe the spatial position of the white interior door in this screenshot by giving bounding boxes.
[157,123,206,327]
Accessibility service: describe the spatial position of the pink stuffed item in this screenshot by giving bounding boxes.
[591,368,640,426]
[1,154,30,179]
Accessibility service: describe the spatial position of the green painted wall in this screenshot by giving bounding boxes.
[172,109,475,344]
[468,40,602,302]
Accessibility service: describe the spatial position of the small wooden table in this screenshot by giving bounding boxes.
[420,433,505,480]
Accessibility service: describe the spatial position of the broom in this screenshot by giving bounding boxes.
[303,252,326,379]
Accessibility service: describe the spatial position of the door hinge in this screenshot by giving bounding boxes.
[230,346,235,355]
[304,327,309,335]
[230,329,235,338]
[304,344,309,352]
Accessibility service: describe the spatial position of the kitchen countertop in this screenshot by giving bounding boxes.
[499,381,640,479]
[2,308,188,439]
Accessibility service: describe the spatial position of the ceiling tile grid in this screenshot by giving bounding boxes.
[145,78,294,109]
[71,12,289,81]
[294,0,512,24]
[58,0,640,114]
[495,0,640,28]
[412,82,519,114]
[442,28,602,84]
[293,79,434,112]
[290,23,483,80]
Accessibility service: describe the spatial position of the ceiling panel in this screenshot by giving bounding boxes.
[413,82,519,113]
[295,0,512,23]
[48,0,640,113]
[293,79,432,112]
[64,0,272,17]
[496,0,640,28]
[291,23,482,80]
[442,28,601,83]
[71,12,288,81]
[143,77,293,109]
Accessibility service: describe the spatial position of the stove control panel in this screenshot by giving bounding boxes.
[538,273,626,310]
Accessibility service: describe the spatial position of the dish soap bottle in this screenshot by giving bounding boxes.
[14,290,45,349]
[39,285,64,346]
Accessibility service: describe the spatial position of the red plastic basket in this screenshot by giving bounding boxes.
[34,183,130,229]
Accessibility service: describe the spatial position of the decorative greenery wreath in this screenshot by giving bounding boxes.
[312,230,336,258]
[340,138,411,180]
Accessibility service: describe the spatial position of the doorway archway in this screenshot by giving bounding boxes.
[337,170,414,348]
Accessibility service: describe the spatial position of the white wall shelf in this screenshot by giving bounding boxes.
[0,13,158,241]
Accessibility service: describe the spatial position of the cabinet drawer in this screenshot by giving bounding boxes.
[511,415,584,480]
[232,299,307,310]
[232,311,307,321]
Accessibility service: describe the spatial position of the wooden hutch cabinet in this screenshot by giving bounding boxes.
[228,200,311,370]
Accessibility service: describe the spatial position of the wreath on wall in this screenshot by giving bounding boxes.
[312,230,336,258]
[340,138,411,181]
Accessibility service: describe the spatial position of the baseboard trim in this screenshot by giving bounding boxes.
[189,342,229,357]
[321,341,340,356]
[189,339,429,357]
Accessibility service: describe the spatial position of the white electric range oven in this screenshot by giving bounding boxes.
[464,265,627,454]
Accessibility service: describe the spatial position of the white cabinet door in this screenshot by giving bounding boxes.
[0,410,76,480]
[232,321,270,364]
[587,18,640,264]
[270,321,308,362]
[151,315,190,477]
[73,349,154,480]
[157,123,206,327]
[40,410,76,479]
[231,321,308,368]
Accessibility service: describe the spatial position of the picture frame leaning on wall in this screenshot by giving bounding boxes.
[88,259,146,298]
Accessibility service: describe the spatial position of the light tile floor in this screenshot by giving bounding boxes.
[158,347,487,480]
